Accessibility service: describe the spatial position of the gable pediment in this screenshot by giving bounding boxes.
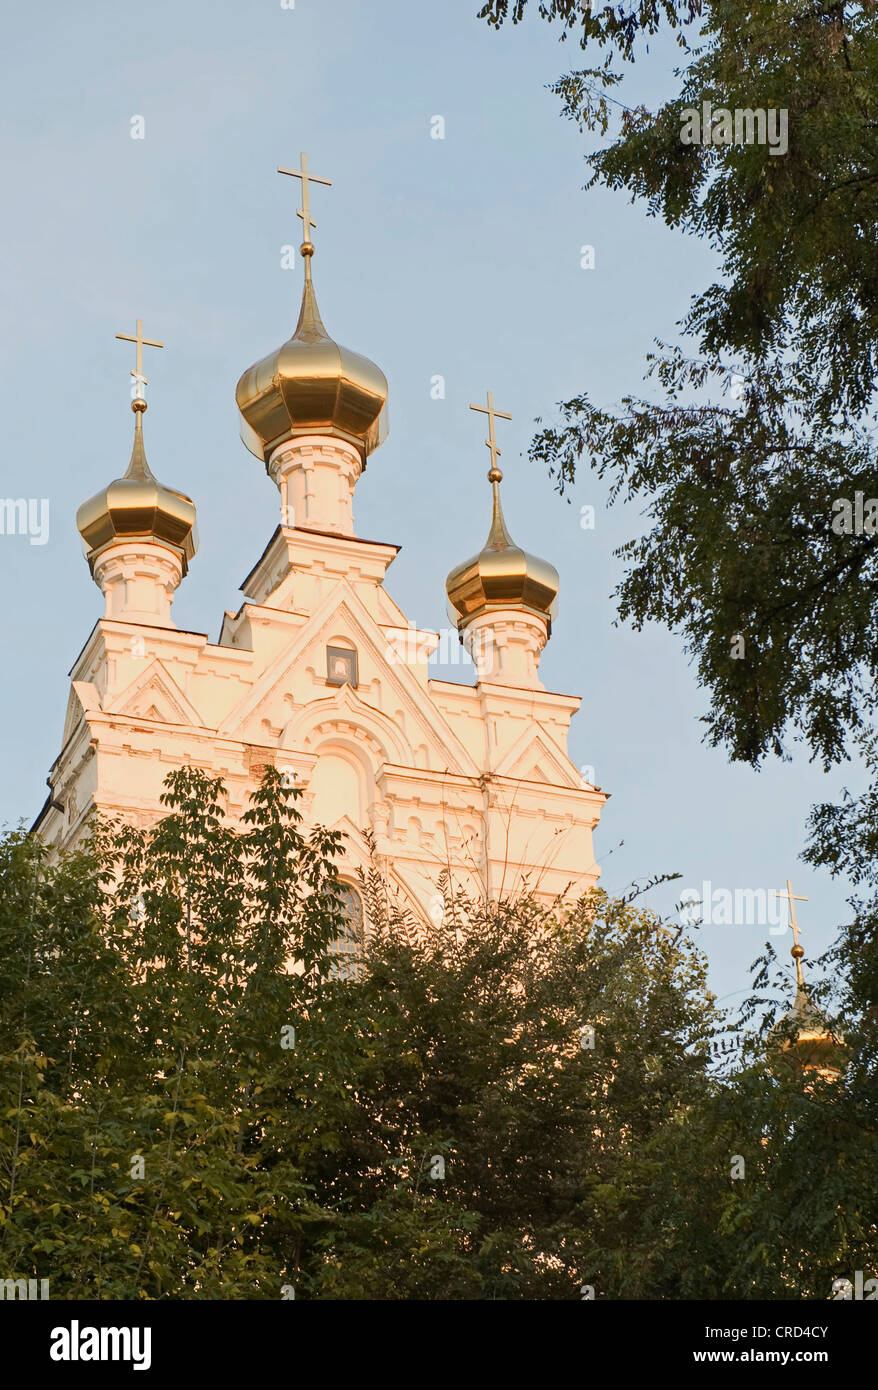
[217,581,478,777]
[493,725,582,789]
[112,660,205,728]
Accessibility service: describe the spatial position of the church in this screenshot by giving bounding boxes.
[33,156,606,928]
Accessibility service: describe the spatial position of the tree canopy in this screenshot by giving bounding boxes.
[478,2,878,773]
[1,767,875,1299]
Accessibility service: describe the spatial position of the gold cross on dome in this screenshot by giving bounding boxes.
[115,318,163,402]
[775,878,808,985]
[278,152,332,252]
[775,878,808,949]
[470,391,512,473]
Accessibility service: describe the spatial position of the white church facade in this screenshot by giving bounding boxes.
[34,158,606,925]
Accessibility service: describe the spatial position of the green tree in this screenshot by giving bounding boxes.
[0,766,348,1298]
[636,935,877,1300]
[479,1,878,770]
[6,765,873,1300]
[298,877,717,1298]
[482,4,878,1081]
[1,767,725,1299]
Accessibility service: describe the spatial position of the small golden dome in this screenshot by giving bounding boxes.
[768,927,846,1078]
[235,262,389,464]
[77,404,198,575]
[446,469,559,631]
[769,984,845,1075]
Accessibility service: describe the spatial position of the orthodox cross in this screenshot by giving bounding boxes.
[116,318,163,403]
[775,878,808,985]
[278,152,332,277]
[470,391,512,476]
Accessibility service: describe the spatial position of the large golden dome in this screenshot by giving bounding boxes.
[77,402,198,575]
[235,259,388,464]
[446,468,559,632]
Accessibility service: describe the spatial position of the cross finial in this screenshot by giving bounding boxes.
[775,878,808,987]
[277,152,332,282]
[470,391,512,479]
[115,318,164,410]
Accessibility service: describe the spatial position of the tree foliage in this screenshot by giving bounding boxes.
[478,0,703,60]
[480,1,878,772]
[1,768,875,1298]
[531,351,878,769]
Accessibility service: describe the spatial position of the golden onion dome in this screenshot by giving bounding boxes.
[767,931,846,1076]
[768,981,846,1076]
[235,251,388,464]
[76,401,198,575]
[446,467,560,632]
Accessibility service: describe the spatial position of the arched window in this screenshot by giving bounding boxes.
[329,883,365,980]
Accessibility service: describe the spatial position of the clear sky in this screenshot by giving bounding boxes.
[0,0,855,1011]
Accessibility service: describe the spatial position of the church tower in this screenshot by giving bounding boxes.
[446,391,559,691]
[34,156,606,922]
[75,322,197,629]
[769,880,846,1081]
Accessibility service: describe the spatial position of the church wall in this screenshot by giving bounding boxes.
[40,247,607,926]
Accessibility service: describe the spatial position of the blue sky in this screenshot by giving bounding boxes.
[0,0,855,1010]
